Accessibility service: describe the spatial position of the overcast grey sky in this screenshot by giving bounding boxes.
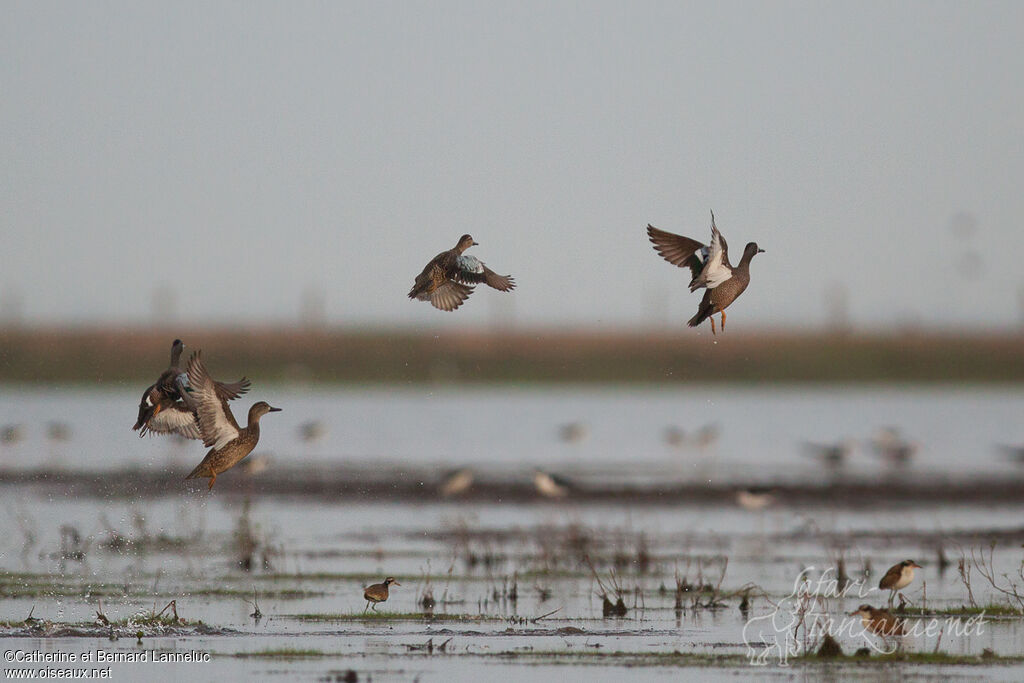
[3,1,1022,330]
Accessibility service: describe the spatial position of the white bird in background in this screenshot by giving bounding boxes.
[439,468,474,497]
[736,487,774,511]
[533,470,572,498]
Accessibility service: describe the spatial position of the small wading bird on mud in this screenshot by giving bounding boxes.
[878,559,922,607]
[533,469,572,498]
[364,577,400,611]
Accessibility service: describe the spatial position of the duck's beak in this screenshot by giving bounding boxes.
[268,406,283,413]
[757,248,765,253]
[472,240,479,246]
[393,580,401,586]
[911,562,922,569]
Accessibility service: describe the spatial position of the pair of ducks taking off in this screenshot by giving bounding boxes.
[411,212,764,333]
[133,339,281,490]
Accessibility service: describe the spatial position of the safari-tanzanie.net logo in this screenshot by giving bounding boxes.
[742,567,986,666]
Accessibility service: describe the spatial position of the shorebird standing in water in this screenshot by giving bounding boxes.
[438,468,474,497]
[878,559,922,607]
[46,422,72,443]
[647,211,764,334]
[802,440,854,470]
[1,424,26,446]
[533,470,571,498]
[184,352,281,490]
[870,427,917,469]
[363,577,400,611]
[736,487,774,511]
[692,423,720,450]
[663,426,686,448]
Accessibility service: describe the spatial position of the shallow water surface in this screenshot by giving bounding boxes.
[2,385,1024,680]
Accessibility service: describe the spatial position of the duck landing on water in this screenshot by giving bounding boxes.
[184,351,281,490]
[647,211,764,334]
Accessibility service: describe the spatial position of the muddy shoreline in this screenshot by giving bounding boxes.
[2,465,1022,506]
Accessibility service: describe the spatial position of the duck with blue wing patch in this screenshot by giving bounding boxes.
[408,234,515,312]
[647,210,764,335]
[133,338,251,440]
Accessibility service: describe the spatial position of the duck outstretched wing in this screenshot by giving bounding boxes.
[688,214,733,292]
[430,280,474,311]
[454,255,515,291]
[143,404,203,440]
[647,225,707,280]
[186,351,241,450]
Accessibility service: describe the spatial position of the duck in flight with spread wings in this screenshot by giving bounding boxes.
[647,211,764,334]
[132,339,250,440]
[184,351,281,490]
[408,234,515,312]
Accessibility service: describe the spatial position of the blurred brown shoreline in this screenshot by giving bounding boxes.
[2,464,1024,508]
[1,326,1023,384]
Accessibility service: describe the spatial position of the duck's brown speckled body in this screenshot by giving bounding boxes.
[647,212,763,334]
[184,352,280,490]
[409,234,515,311]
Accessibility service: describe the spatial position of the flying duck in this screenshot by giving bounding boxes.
[408,234,515,311]
[133,339,250,440]
[647,211,764,334]
[184,351,281,490]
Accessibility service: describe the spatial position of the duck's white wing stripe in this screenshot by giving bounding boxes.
[148,408,202,440]
[702,224,732,288]
[187,352,240,450]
